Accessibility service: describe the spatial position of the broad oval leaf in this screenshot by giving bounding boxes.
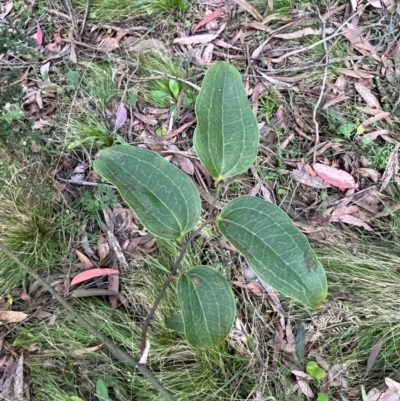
[177,266,236,348]
[94,145,201,239]
[193,62,259,181]
[216,196,327,308]
[165,313,185,334]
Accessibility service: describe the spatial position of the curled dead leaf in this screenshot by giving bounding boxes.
[313,163,356,189]
[0,311,29,324]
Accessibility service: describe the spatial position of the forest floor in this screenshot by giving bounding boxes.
[1,0,400,400]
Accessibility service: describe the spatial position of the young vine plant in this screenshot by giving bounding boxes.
[93,62,328,349]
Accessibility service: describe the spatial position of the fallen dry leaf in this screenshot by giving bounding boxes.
[231,0,263,21]
[386,378,400,393]
[362,129,389,141]
[0,2,13,20]
[313,163,356,189]
[358,168,381,182]
[192,9,222,33]
[332,214,373,231]
[328,364,348,388]
[173,23,225,45]
[362,111,390,127]
[108,274,119,309]
[100,37,119,51]
[381,143,400,191]
[241,20,272,32]
[367,341,383,374]
[97,235,110,264]
[75,249,95,270]
[70,268,119,287]
[71,344,103,356]
[274,27,335,40]
[292,169,331,189]
[115,103,127,130]
[232,280,265,296]
[0,311,29,324]
[354,82,381,109]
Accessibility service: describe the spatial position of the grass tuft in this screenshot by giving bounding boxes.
[72,0,187,22]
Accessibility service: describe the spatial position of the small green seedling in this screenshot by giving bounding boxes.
[96,379,111,401]
[169,79,180,99]
[94,62,328,349]
[317,392,329,401]
[306,361,327,380]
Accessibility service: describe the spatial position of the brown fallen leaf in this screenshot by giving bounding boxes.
[232,280,265,296]
[381,143,400,191]
[362,111,390,127]
[337,68,375,79]
[313,163,356,189]
[354,82,381,109]
[362,129,389,141]
[328,364,348,389]
[97,235,110,264]
[99,37,119,51]
[173,23,225,45]
[241,20,272,32]
[71,344,103,356]
[291,170,331,189]
[231,0,263,21]
[75,249,96,270]
[358,168,381,182]
[274,27,335,40]
[0,311,29,324]
[333,214,373,231]
[132,112,157,126]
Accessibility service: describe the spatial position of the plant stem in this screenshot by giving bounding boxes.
[0,241,176,401]
[140,184,222,352]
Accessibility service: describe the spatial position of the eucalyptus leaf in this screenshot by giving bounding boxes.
[94,145,201,239]
[165,313,185,334]
[177,266,235,348]
[217,196,327,308]
[194,62,259,181]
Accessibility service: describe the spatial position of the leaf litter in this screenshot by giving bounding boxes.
[3,0,400,399]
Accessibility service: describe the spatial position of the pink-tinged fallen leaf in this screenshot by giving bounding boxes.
[100,37,119,51]
[173,23,225,45]
[70,268,119,287]
[139,340,150,364]
[313,163,356,189]
[334,214,373,231]
[293,379,314,398]
[385,378,400,392]
[362,111,390,127]
[358,167,381,182]
[354,82,381,109]
[115,103,127,130]
[192,9,222,33]
[330,205,359,220]
[291,169,331,189]
[232,280,265,296]
[36,23,43,45]
[362,129,389,141]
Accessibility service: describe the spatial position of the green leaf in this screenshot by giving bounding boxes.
[177,266,236,348]
[96,379,110,401]
[306,361,327,380]
[317,392,329,401]
[216,196,327,308]
[165,313,185,334]
[169,79,180,99]
[69,397,86,401]
[193,62,259,181]
[94,145,201,239]
[127,92,138,106]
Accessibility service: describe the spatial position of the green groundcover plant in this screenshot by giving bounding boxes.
[94,62,328,349]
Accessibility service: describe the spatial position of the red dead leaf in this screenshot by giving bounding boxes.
[192,9,222,33]
[313,163,356,189]
[36,23,43,45]
[70,268,119,287]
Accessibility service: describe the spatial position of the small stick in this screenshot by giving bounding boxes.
[0,241,176,401]
[312,10,329,163]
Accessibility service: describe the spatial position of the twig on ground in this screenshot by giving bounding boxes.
[0,241,176,401]
[312,10,329,163]
[140,185,222,353]
[270,6,368,63]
